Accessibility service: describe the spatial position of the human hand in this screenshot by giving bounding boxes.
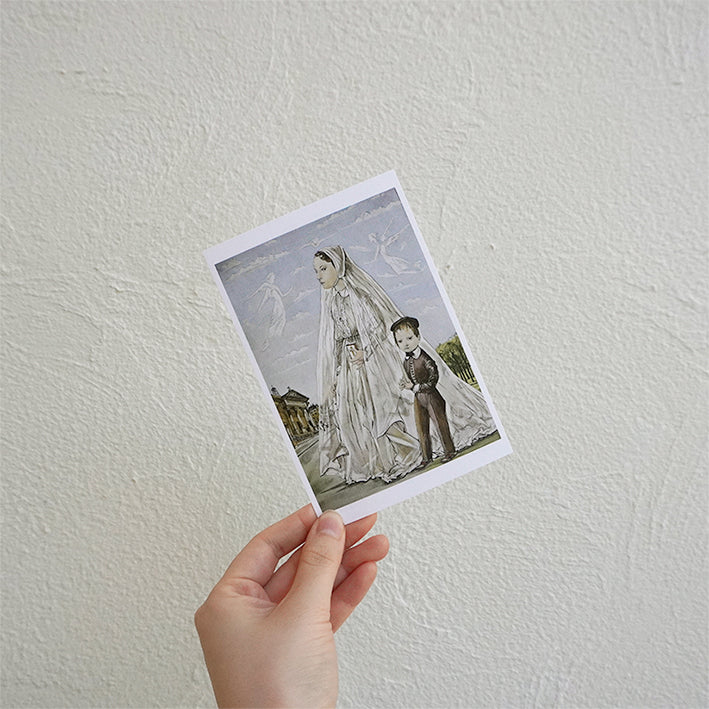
[195,506,389,708]
[350,347,365,367]
[399,377,413,390]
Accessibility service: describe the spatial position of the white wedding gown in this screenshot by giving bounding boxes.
[316,246,496,485]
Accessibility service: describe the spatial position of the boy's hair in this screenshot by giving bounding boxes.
[390,316,420,340]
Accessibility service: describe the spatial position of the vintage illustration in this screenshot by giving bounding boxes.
[210,180,505,515]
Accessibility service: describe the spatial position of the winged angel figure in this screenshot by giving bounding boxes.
[368,218,421,275]
[248,272,291,349]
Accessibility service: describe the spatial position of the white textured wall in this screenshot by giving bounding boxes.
[2,2,707,707]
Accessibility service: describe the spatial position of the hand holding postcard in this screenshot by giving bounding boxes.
[204,172,511,524]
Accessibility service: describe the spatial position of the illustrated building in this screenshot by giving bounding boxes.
[270,387,318,443]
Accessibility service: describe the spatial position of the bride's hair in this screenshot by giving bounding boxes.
[313,250,333,264]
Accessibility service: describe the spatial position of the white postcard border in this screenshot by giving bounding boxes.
[204,171,511,524]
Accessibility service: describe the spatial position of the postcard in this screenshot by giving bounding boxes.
[204,171,511,524]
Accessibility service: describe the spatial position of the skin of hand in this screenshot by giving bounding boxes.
[194,506,389,709]
[400,377,413,390]
[350,347,365,367]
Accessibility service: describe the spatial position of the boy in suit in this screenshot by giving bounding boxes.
[390,316,456,466]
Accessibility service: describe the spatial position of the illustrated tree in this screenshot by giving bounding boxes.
[436,336,478,388]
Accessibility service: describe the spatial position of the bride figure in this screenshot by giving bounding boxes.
[314,246,421,484]
[313,246,496,485]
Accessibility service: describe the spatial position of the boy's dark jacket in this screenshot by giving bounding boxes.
[404,349,439,393]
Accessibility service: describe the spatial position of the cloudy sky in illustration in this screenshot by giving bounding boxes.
[216,188,459,404]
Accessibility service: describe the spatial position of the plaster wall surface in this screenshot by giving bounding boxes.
[2,2,707,707]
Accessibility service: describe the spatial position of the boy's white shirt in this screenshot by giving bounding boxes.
[406,347,423,393]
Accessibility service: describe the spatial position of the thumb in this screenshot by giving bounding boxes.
[284,510,345,615]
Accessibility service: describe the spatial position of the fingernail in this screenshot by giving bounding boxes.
[317,510,343,538]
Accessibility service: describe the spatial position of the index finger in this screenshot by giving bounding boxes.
[218,505,317,588]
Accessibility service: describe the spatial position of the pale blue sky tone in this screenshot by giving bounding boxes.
[216,189,458,403]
